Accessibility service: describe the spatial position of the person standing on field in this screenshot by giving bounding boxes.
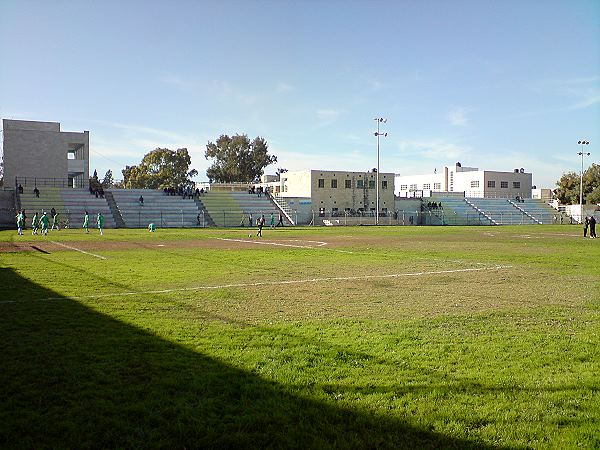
[270,212,275,229]
[51,211,60,230]
[257,214,265,237]
[16,210,25,235]
[583,216,589,237]
[589,216,597,238]
[31,211,39,235]
[40,212,49,236]
[97,212,105,236]
[83,211,90,233]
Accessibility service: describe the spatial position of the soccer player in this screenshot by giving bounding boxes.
[31,211,39,235]
[16,210,25,235]
[83,211,89,233]
[40,212,49,236]
[257,214,265,237]
[97,212,105,236]
[51,211,60,230]
[148,222,156,232]
[270,212,275,229]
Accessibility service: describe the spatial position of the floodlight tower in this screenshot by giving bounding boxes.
[577,140,590,223]
[373,118,387,225]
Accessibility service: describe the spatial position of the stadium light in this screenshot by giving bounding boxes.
[577,140,591,223]
[373,118,388,225]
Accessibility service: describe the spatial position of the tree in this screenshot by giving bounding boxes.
[121,148,197,189]
[205,134,277,183]
[554,163,600,205]
[101,170,115,188]
[89,169,101,192]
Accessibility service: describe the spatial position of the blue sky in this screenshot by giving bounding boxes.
[1,0,599,188]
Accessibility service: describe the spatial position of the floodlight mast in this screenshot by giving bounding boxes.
[577,140,590,223]
[373,118,387,225]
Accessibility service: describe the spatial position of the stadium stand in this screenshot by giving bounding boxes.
[200,190,287,227]
[109,189,205,228]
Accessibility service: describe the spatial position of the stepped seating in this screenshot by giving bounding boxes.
[60,189,116,229]
[19,187,116,229]
[518,199,557,224]
[467,198,537,225]
[109,189,203,228]
[432,197,493,225]
[200,191,284,227]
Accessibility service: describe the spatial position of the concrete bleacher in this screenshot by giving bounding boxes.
[18,187,116,229]
[60,189,116,229]
[467,198,537,225]
[517,199,557,224]
[200,190,285,227]
[109,189,204,228]
[432,197,494,225]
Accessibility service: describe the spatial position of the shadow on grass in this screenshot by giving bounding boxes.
[0,268,509,449]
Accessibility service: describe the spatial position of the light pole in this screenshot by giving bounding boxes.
[373,117,387,225]
[577,140,590,223]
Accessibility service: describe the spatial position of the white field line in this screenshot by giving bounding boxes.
[0,264,512,304]
[50,241,107,260]
[216,238,354,253]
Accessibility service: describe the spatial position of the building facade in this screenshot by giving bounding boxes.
[275,169,395,215]
[395,163,532,199]
[2,119,89,188]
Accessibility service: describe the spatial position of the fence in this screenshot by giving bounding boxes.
[15,177,86,189]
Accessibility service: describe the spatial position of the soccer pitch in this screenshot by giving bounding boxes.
[1,225,599,448]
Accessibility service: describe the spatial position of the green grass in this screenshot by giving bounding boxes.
[1,225,599,449]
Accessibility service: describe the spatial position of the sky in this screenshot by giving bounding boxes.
[1,0,599,188]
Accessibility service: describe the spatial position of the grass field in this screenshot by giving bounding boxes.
[1,225,599,449]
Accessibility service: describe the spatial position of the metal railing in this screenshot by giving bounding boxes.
[15,177,86,189]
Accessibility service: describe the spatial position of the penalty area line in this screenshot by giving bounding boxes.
[0,264,512,304]
[50,241,107,260]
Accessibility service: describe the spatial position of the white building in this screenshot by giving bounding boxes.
[395,163,532,199]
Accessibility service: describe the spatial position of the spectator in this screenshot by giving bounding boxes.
[139,195,144,206]
[18,184,23,194]
[33,187,40,198]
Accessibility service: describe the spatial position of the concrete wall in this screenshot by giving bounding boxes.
[2,119,89,188]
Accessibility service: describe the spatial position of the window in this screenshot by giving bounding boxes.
[488,180,496,188]
[501,181,508,188]
[400,184,408,190]
[471,181,479,188]
[331,179,337,188]
[433,183,441,190]
[345,179,351,188]
[357,180,364,188]
[409,184,417,191]
[369,180,376,189]
[318,179,324,188]
[513,181,521,189]
[423,183,431,190]
[382,180,388,189]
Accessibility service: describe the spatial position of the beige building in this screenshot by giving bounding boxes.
[2,119,89,188]
[277,169,395,215]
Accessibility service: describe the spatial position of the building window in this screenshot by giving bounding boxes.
[471,181,479,188]
[433,183,441,190]
[513,181,521,189]
[501,181,508,188]
[345,179,351,188]
[423,183,431,190]
[331,179,337,188]
[369,180,376,189]
[400,184,408,190]
[382,180,388,189]
[318,179,324,188]
[409,184,417,191]
[357,180,364,188]
[488,180,495,188]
